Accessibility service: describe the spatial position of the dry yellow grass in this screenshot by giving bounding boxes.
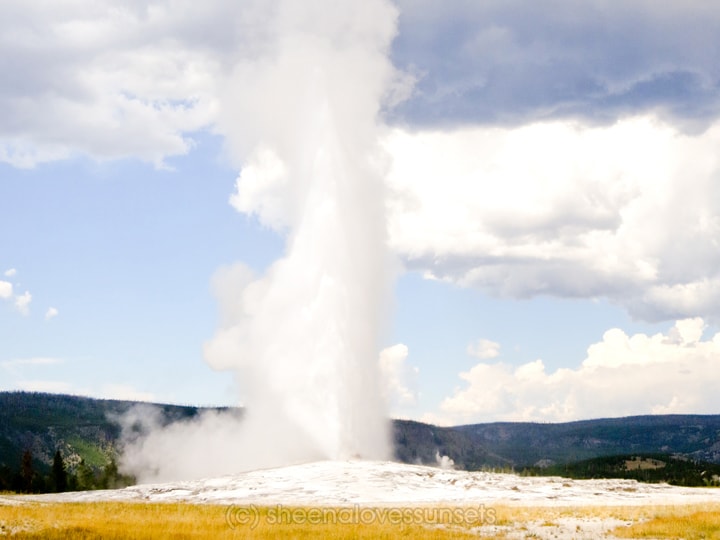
[612,504,720,539]
[1,501,719,539]
[0,502,480,539]
[489,503,720,539]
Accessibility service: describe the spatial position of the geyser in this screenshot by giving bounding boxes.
[120,0,406,481]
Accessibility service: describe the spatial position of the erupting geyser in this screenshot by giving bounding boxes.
[119,0,406,481]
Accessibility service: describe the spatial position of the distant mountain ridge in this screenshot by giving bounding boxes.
[2,392,719,478]
[393,415,720,470]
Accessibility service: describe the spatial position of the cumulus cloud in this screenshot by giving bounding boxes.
[384,115,720,322]
[379,343,417,408]
[2,5,717,329]
[431,318,720,425]
[0,280,12,300]
[391,0,720,130]
[45,307,59,320]
[228,147,289,230]
[467,338,500,360]
[3,268,16,277]
[7,0,718,169]
[0,0,242,167]
[0,0,413,169]
[14,291,32,315]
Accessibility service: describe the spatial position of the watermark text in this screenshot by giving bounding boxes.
[225,504,496,530]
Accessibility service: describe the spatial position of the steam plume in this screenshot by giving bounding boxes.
[120,0,404,481]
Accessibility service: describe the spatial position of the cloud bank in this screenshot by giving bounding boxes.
[3,0,719,440]
[3,2,719,324]
[391,0,720,130]
[430,318,720,425]
[4,1,720,166]
[384,116,720,322]
[0,0,227,167]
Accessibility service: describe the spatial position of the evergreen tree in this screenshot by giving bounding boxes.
[20,449,34,493]
[51,450,68,492]
[0,465,12,492]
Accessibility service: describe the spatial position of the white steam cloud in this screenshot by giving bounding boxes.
[120,0,404,482]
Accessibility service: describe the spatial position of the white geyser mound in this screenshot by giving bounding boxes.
[120,0,408,482]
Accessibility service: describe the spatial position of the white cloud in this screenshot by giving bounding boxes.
[379,344,417,408]
[2,5,717,326]
[466,338,500,360]
[2,0,720,171]
[1,357,64,369]
[3,268,16,277]
[45,307,59,320]
[384,115,720,322]
[229,146,290,231]
[2,1,719,170]
[0,280,12,300]
[432,318,720,425]
[14,291,32,315]
[391,0,720,128]
[0,1,238,167]
[0,0,407,170]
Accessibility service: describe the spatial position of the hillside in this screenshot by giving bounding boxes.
[393,416,720,471]
[452,415,720,466]
[0,392,204,470]
[1,392,719,489]
[523,453,720,487]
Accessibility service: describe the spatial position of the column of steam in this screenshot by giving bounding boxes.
[205,0,400,468]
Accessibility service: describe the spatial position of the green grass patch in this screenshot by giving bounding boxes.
[64,437,108,469]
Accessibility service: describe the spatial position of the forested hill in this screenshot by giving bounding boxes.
[0,392,229,470]
[2,391,720,485]
[393,414,720,470]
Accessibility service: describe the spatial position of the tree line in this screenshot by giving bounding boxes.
[519,453,720,487]
[0,449,135,493]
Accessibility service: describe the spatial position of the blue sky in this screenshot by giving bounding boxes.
[2,0,720,426]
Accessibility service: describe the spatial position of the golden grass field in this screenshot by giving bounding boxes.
[1,500,720,539]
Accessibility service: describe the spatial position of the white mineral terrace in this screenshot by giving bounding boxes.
[7,460,720,507]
